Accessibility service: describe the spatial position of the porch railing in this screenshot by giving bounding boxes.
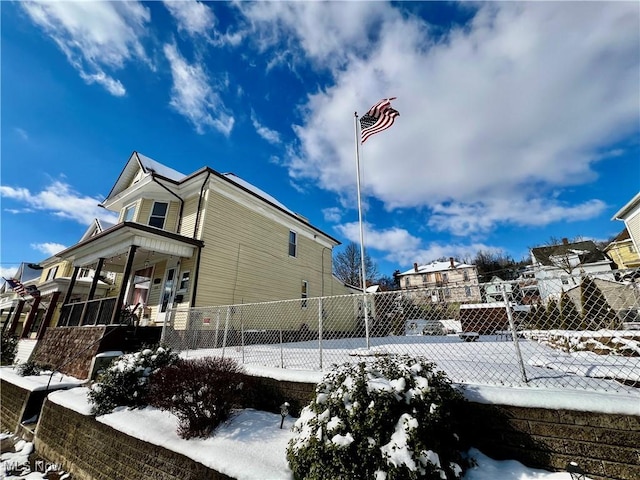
[59,297,118,327]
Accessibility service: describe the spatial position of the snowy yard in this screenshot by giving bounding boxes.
[178,332,640,394]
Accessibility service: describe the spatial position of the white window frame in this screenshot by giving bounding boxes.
[46,266,58,281]
[178,271,190,292]
[149,202,168,229]
[289,230,297,257]
[123,203,136,222]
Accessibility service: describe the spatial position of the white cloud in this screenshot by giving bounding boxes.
[14,128,29,140]
[335,221,497,267]
[323,207,342,223]
[250,111,281,144]
[164,42,235,135]
[163,0,216,38]
[0,267,19,280]
[259,2,638,235]
[0,181,118,226]
[31,242,68,257]
[21,1,151,96]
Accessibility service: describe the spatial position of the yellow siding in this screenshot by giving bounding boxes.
[194,188,345,329]
[166,201,180,233]
[138,199,153,226]
[179,196,199,238]
[606,240,640,268]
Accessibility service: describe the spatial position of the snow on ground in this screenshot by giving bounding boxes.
[0,387,596,480]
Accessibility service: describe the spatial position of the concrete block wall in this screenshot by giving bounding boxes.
[0,379,28,434]
[35,399,233,480]
[3,373,637,480]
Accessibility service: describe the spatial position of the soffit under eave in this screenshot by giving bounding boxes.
[102,152,143,203]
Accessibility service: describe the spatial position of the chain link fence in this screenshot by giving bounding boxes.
[162,269,640,393]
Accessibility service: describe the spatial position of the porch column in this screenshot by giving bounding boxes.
[20,296,42,339]
[7,300,26,336]
[79,258,105,325]
[62,266,80,306]
[110,245,137,324]
[37,292,61,340]
[2,306,15,333]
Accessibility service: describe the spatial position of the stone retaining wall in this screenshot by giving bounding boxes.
[1,380,28,434]
[10,374,640,480]
[35,399,233,480]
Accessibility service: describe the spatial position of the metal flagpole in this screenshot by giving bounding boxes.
[354,112,370,349]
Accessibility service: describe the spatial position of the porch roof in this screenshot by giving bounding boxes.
[52,222,203,271]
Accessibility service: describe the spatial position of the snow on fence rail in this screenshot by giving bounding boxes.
[161,270,640,394]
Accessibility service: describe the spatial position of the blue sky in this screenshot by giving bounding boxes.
[1,1,639,281]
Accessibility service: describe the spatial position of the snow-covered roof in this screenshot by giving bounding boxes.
[222,173,293,215]
[399,260,474,276]
[137,152,186,181]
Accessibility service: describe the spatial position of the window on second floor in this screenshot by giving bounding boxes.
[404,277,410,288]
[463,270,469,281]
[442,272,448,283]
[78,268,91,278]
[149,202,168,229]
[46,266,58,281]
[289,231,297,257]
[123,203,136,222]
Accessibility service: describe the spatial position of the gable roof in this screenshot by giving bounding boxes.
[531,240,609,267]
[612,191,640,221]
[398,260,475,276]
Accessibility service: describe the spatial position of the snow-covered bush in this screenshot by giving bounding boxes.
[16,360,52,376]
[148,356,246,439]
[1,332,18,365]
[88,346,178,416]
[287,355,469,480]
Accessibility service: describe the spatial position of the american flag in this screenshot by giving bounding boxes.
[4,278,27,296]
[359,97,400,144]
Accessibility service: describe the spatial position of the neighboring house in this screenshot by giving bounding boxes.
[564,277,640,324]
[397,258,482,303]
[605,228,640,270]
[1,262,44,336]
[612,191,640,256]
[483,276,512,303]
[515,266,540,305]
[530,239,614,303]
[36,151,352,333]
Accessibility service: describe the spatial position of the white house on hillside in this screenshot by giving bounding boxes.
[530,239,614,303]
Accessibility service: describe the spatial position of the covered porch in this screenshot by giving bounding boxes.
[53,222,203,328]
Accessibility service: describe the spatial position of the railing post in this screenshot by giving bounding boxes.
[502,283,528,383]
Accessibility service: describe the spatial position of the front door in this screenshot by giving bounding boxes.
[156,260,178,325]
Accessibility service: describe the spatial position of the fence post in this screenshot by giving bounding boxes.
[222,306,230,358]
[502,284,528,383]
[280,320,284,369]
[318,297,323,369]
[214,310,220,348]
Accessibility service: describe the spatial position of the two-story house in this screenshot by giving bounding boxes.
[530,239,614,303]
[604,227,640,270]
[33,151,351,337]
[613,192,640,256]
[396,258,482,303]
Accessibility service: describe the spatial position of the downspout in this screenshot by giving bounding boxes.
[189,171,211,307]
[194,170,211,238]
[151,176,184,233]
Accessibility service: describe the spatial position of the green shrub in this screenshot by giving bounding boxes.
[16,360,52,376]
[287,355,468,480]
[1,332,18,365]
[148,356,246,439]
[87,345,178,416]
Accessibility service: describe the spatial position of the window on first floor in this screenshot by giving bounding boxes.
[465,286,471,296]
[289,230,297,257]
[149,202,168,229]
[301,280,308,308]
[178,271,190,292]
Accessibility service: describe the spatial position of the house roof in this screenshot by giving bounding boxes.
[531,240,609,267]
[398,260,475,276]
[0,262,43,293]
[612,191,640,221]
